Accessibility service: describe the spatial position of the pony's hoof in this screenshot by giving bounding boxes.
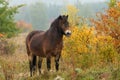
[50,69,55,73]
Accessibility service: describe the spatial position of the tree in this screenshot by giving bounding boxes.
[16,20,32,32]
[62,5,118,69]
[64,5,79,26]
[0,0,23,38]
[91,1,120,53]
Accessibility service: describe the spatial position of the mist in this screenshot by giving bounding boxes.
[9,0,108,30]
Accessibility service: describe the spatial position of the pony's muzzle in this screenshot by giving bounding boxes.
[65,30,71,37]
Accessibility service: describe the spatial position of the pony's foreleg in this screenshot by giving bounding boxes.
[55,54,61,71]
[46,57,51,71]
[38,57,43,74]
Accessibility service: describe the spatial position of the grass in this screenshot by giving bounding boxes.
[0,33,120,80]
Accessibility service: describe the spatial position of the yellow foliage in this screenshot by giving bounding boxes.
[64,5,79,26]
[92,1,120,53]
[62,25,118,68]
[62,4,119,69]
[63,25,96,57]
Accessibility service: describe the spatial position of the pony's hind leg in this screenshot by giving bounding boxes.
[26,42,33,76]
[55,54,61,71]
[32,55,37,75]
[28,55,33,77]
[38,57,43,74]
[29,55,36,77]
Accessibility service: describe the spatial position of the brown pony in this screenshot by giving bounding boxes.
[26,15,71,76]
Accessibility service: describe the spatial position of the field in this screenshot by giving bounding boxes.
[1,0,120,80]
[0,33,120,80]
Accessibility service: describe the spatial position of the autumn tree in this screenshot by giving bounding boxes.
[62,4,119,70]
[63,5,80,27]
[62,5,98,69]
[0,0,23,38]
[0,33,4,37]
[91,1,120,53]
[16,20,32,32]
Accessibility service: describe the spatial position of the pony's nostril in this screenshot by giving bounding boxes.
[65,30,71,34]
[65,30,71,37]
[67,32,71,35]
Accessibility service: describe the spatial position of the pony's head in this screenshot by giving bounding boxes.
[57,15,71,37]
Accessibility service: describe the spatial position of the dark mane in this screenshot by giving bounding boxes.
[50,17,60,28]
[48,16,65,37]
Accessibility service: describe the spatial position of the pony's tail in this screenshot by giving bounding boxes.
[26,36,31,56]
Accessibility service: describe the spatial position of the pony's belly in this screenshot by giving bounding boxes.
[35,52,46,57]
[30,49,46,57]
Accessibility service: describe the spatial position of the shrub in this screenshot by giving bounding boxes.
[0,38,16,55]
[91,1,120,53]
[62,25,119,69]
[0,0,23,38]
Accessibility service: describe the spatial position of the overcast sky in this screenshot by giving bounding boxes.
[9,0,108,5]
[81,0,107,3]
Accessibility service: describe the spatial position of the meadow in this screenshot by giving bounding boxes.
[0,0,120,80]
[0,28,120,80]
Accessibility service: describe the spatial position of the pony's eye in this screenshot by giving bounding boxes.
[64,22,69,27]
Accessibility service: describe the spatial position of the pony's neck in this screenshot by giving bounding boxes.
[47,19,63,42]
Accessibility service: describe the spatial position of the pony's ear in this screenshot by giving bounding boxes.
[66,15,68,19]
[58,15,63,20]
[66,15,68,18]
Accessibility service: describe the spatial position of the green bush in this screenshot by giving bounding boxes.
[0,0,23,38]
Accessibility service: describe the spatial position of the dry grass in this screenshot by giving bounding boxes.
[0,33,120,80]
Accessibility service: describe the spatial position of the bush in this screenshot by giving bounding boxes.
[62,25,119,69]
[91,1,120,53]
[0,0,23,38]
[0,38,16,55]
